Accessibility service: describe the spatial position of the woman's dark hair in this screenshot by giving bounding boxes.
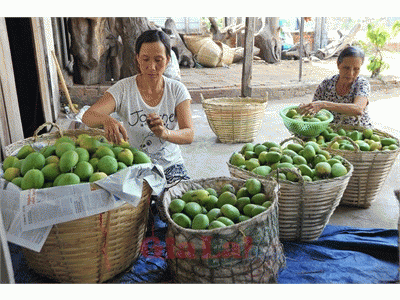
[135,29,171,58]
[337,46,365,64]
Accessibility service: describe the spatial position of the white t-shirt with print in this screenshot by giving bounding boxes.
[106,75,191,169]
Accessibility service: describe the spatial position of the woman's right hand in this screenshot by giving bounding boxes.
[102,116,129,145]
[298,102,324,115]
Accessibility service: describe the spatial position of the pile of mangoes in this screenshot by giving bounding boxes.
[1,134,151,190]
[302,126,399,152]
[229,140,350,183]
[169,178,272,230]
[286,107,331,122]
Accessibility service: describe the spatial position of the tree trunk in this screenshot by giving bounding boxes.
[314,23,361,60]
[115,17,155,79]
[254,17,281,63]
[69,17,121,85]
[164,18,195,68]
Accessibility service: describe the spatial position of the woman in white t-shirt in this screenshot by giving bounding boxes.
[82,29,194,184]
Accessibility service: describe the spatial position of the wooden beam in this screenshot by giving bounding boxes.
[31,17,57,125]
[0,18,24,147]
[241,17,255,98]
[299,17,304,82]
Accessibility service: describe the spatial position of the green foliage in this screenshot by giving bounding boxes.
[361,20,400,78]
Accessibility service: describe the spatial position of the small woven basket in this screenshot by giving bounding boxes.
[160,176,285,283]
[202,96,268,143]
[5,122,152,283]
[227,137,354,241]
[325,125,400,208]
[280,105,333,138]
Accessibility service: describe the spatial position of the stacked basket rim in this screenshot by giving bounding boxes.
[4,123,152,283]
[322,124,400,208]
[202,96,268,143]
[160,176,285,283]
[227,137,354,242]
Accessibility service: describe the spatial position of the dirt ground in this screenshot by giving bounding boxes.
[180,51,400,93]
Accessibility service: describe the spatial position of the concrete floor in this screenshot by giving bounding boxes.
[180,88,400,230]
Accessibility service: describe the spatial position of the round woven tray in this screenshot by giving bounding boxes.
[202,96,268,143]
[227,137,354,241]
[325,125,400,208]
[6,122,152,283]
[160,176,285,283]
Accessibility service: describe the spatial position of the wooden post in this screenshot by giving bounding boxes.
[31,17,61,123]
[299,17,304,82]
[0,17,24,150]
[241,17,255,98]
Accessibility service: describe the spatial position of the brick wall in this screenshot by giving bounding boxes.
[61,84,112,107]
[291,31,315,49]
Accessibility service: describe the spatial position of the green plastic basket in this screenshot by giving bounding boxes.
[279,105,334,138]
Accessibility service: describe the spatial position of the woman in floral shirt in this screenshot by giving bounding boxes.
[299,46,372,127]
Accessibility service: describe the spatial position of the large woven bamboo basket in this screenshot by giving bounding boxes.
[227,137,353,241]
[183,34,212,55]
[5,122,152,283]
[325,125,400,208]
[216,41,235,66]
[160,176,285,283]
[202,96,268,143]
[196,38,222,67]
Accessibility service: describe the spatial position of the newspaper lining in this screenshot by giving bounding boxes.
[0,163,166,252]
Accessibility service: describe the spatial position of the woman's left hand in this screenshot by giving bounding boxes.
[146,113,168,139]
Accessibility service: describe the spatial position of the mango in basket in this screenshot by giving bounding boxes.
[169,199,186,214]
[55,142,76,157]
[172,213,191,228]
[206,187,218,197]
[208,220,226,229]
[230,152,246,167]
[89,172,108,183]
[74,161,94,181]
[16,145,35,159]
[315,162,332,178]
[220,204,240,222]
[184,202,202,219]
[245,178,262,196]
[206,208,221,223]
[203,195,218,211]
[216,216,234,226]
[54,173,80,187]
[2,156,19,171]
[117,149,134,166]
[41,163,61,181]
[331,163,348,178]
[168,177,274,230]
[97,156,118,175]
[21,169,44,190]
[21,152,45,176]
[192,214,209,230]
[217,191,237,208]
[79,137,101,154]
[3,167,21,182]
[59,150,79,173]
[133,151,151,164]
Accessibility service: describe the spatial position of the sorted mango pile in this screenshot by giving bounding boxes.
[1,134,151,190]
[302,126,399,151]
[169,178,272,230]
[229,140,349,182]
